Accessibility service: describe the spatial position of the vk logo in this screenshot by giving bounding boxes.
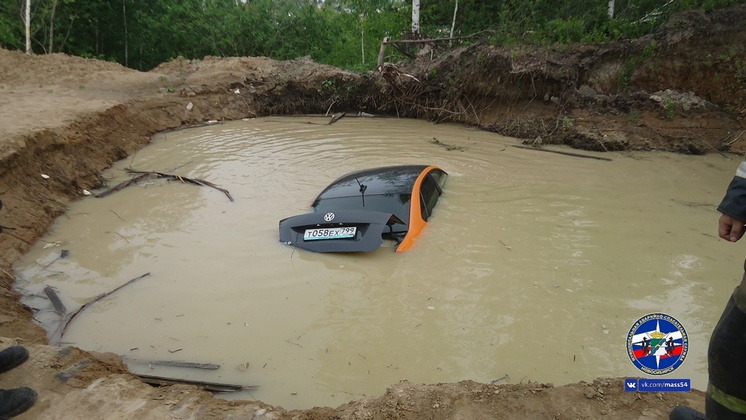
[624,379,638,392]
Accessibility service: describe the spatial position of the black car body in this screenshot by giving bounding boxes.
[279,165,447,253]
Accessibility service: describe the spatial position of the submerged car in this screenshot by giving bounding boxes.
[279,165,447,253]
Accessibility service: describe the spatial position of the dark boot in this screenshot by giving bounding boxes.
[0,387,37,419]
[669,406,706,420]
[0,347,29,374]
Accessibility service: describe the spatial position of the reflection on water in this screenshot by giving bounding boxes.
[13,116,744,409]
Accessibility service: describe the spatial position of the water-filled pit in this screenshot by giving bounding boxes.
[14,116,742,409]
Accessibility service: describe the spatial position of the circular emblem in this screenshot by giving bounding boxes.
[627,313,688,375]
[323,212,335,222]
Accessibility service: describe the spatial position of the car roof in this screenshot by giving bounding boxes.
[315,165,429,200]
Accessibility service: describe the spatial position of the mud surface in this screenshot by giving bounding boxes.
[0,5,744,418]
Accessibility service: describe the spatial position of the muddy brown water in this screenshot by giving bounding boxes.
[12,116,745,409]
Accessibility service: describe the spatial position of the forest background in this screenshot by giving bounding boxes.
[1,0,744,73]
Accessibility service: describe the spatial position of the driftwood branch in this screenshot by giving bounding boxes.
[511,145,613,161]
[55,272,151,342]
[96,173,150,198]
[136,374,257,393]
[151,360,220,370]
[124,358,220,370]
[328,112,346,125]
[97,170,234,202]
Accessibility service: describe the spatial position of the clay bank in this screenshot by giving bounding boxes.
[0,5,744,419]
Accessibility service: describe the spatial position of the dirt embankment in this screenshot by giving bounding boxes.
[0,5,743,419]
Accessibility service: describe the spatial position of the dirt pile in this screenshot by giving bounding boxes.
[0,4,744,419]
[389,5,745,153]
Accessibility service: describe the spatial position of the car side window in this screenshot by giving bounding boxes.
[429,169,447,189]
[420,174,442,220]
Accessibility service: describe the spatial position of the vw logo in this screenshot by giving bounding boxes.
[323,212,335,222]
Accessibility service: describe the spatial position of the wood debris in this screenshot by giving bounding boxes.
[96,169,234,201]
[44,286,67,316]
[137,374,258,393]
[328,112,345,125]
[152,360,220,370]
[124,357,221,371]
[511,145,613,161]
[52,272,151,343]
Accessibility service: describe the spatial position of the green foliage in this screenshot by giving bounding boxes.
[322,79,336,91]
[618,40,658,90]
[641,41,657,58]
[545,17,586,43]
[628,108,642,123]
[0,0,742,71]
[663,96,676,120]
[0,12,21,50]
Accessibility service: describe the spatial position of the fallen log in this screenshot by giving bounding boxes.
[96,169,234,202]
[511,145,613,161]
[123,358,220,370]
[136,374,258,393]
[152,360,221,370]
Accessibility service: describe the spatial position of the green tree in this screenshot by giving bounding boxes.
[0,0,742,70]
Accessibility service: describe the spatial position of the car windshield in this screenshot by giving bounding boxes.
[312,194,412,232]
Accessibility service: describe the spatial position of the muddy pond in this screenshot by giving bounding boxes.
[13,116,745,409]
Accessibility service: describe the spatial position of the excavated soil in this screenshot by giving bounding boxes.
[0,5,744,419]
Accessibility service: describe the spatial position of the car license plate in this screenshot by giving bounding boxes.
[304,227,356,241]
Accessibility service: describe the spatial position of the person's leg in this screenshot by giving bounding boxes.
[706,264,746,419]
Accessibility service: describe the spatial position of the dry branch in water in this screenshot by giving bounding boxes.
[123,357,221,370]
[136,374,257,393]
[53,272,151,343]
[511,145,613,161]
[96,169,234,202]
[328,112,346,125]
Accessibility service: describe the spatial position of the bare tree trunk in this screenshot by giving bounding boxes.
[411,0,420,36]
[48,0,58,53]
[24,0,31,53]
[449,0,458,47]
[608,0,615,18]
[377,36,390,70]
[360,17,365,65]
[123,0,128,67]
